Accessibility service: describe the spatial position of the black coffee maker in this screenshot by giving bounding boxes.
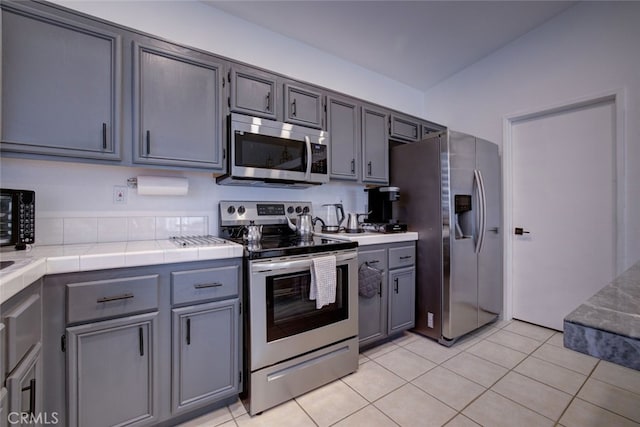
[365,186,407,232]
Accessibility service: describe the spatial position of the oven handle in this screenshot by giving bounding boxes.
[251,251,357,273]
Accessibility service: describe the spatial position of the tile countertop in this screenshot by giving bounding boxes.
[0,239,244,305]
[564,260,640,371]
[315,231,419,245]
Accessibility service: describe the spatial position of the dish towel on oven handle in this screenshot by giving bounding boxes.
[310,255,337,309]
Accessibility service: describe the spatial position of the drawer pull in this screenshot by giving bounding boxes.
[97,293,134,303]
[399,255,412,260]
[186,318,191,346]
[194,282,223,289]
[368,260,380,265]
[139,327,144,357]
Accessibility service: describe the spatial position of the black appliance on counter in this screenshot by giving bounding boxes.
[1,188,35,250]
[364,186,407,233]
[219,200,359,416]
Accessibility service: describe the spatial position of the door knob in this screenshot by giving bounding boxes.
[514,227,530,235]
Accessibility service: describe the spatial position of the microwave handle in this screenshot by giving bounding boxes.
[304,136,312,180]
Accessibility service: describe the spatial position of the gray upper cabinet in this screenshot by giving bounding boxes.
[327,95,360,181]
[133,41,224,170]
[1,3,121,160]
[422,122,445,139]
[284,83,323,129]
[229,67,278,120]
[389,114,420,143]
[362,106,389,184]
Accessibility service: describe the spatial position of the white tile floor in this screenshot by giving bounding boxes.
[179,320,640,427]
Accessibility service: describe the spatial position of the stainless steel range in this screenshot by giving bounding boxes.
[219,201,359,415]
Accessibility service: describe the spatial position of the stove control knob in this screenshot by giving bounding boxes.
[295,206,302,214]
[287,206,294,214]
[238,205,246,215]
[227,206,236,215]
[303,206,310,214]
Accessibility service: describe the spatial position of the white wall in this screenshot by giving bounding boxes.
[1,0,424,242]
[422,1,640,269]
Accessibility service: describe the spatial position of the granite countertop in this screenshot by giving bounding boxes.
[565,261,640,339]
[0,239,244,304]
[564,260,640,370]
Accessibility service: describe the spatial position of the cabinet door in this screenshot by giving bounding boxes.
[327,96,360,181]
[67,312,158,427]
[390,114,420,143]
[357,248,387,346]
[230,68,277,119]
[171,299,239,414]
[6,343,42,426]
[133,42,223,169]
[284,84,323,128]
[362,106,389,183]
[388,267,416,334]
[1,5,121,160]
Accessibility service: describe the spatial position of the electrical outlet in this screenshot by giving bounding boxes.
[427,312,434,329]
[113,186,127,204]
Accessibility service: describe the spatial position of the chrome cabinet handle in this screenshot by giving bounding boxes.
[97,293,134,303]
[194,282,223,289]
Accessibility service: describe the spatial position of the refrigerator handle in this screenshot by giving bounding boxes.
[474,170,487,254]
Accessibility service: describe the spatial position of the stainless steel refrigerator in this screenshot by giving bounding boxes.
[391,130,502,345]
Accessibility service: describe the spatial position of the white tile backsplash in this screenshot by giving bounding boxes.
[36,215,209,245]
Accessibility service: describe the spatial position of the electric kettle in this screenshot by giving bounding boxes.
[345,212,366,234]
[322,203,345,233]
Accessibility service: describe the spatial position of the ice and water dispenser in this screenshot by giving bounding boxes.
[454,195,473,239]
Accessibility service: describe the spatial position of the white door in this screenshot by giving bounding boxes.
[512,99,617,331]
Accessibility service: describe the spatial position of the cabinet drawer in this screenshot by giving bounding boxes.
[389,245,416,269]
[171,265,239,306]
[358,248,387,271]
[66,275,159,324]
[3,293,41,373]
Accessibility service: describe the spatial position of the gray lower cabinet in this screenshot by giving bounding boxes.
[229,66,278,120]
[358,248,387,344]
[362,106,389,184]
[67,313,158,427]
[388,267,416,334]
[1,2,121,160]
[42,259,242,427]
[358,242,416,348]
[284,83,323,129]
[327,95,360,181]
[133,40,224,169]
[171,300,239,414]
[1,279,43,427]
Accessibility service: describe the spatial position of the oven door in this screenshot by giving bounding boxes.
[248,250,358,371]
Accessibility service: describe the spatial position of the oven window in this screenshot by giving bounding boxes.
[235,132,305,171]
[266,265,349,342]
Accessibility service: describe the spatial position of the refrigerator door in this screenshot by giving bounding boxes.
[443,131,479,341]
[476,138,503,327]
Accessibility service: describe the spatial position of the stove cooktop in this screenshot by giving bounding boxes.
[218,200,357,260]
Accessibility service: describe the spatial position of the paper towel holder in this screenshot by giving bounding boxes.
[127,176,189,196]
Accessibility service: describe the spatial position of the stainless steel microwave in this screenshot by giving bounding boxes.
[217,113,329,188]
[1,188,35,250]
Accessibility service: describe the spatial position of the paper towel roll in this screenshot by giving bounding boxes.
[136,176,189,196]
